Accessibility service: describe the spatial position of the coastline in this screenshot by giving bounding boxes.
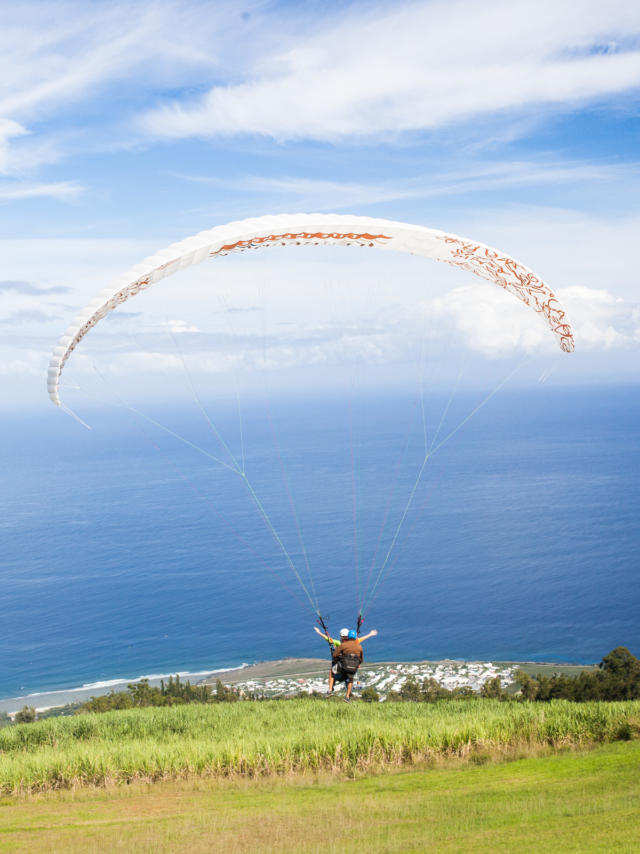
[0,663,250,715]
[0,657,596,715]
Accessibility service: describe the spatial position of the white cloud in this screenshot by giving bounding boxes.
[0,350,46,377]
[559,286,627,351]
[142,0,640,141]
[96,329,395,381]
[66,279,639,388]
[0,181,83,201]
[162,319,201,334]
[403,282,639,357]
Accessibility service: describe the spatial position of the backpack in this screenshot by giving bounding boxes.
[339,652,361,676]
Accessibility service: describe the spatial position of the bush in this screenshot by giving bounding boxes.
[360,687,380,703]
[77,676,241,714]
[15,706,36,724]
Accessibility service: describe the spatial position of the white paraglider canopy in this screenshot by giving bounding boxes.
[47,213,574,406]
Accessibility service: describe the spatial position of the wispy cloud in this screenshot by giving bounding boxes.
[142,0,640,142]
[0,181,83,201]
[3,0,640,181]
[0,2,232,120]
[0,1,258,174]
[0,280,70,296]
[0,309,56,325]
[177,159,639,209]
[0,118,29,175]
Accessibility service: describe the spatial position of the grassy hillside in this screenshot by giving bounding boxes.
[1,741,639,853]
[1,698,639,794]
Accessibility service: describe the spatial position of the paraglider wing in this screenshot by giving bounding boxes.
[47,214,574,406]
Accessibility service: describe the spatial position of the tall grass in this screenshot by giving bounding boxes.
[1,699,639,793]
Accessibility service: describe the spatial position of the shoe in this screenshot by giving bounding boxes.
[344,696,350,703]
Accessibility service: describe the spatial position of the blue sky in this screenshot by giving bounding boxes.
[1,0,640,410]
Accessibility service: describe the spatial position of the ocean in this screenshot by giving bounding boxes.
[2,383,639,704]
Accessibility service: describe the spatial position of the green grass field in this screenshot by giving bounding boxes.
[1,741,639,852]
[1,698,639,793]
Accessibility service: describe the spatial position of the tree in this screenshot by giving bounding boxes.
[515,670,539,701]
[15,705,36,723]
[421,677,446,703]
[600,647,638,677]
[548,674,574,700]
[572,671,602,702]
[514,648,640,703]
[600,647,640,700]
[480,676,504,700]
[214,680,239,702]
[128,679,159,707]
[398,677,423,702]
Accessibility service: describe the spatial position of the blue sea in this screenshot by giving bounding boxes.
[2,384,639,703]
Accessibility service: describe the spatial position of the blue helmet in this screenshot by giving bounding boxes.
[348,629,357,640]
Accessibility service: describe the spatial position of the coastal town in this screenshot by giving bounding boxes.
[204,659,519,700]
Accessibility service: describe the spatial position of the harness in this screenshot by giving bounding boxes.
[338,652,361,676]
